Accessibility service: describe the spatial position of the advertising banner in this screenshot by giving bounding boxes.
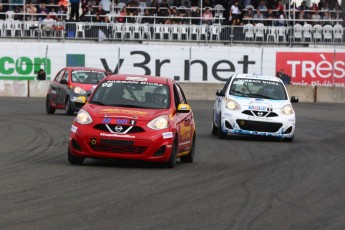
[0,41,344,86]
[276,52,345,87]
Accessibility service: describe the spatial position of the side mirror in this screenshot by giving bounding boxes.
[216,89,225,96]
[177,103,191,113]
[290,96,299,103]
[74,96,87,107]
[60,79,68,84]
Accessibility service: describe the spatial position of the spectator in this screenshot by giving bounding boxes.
[37,3,49,20]
[37,69,46,80]
[257,0,267,11]
[117,6,127,23]
[276,9,285,26]
[230,0,241,25]
[99,0,112,14]
[298,0,309,11]
[276,69,291,85]
[69,0,80,20]
[202,7,213,25]
[203,0,213,8]
[275,0,284,11]
[0,4,5,20]
[264,8,275,26]
[310,2,318,11]
[41,13,55,36]
[322,11,332,26]
[243,8,253,24]
[311,10,321,25]
[296,9,310,25]
[141,9,154,23]
[253,8,263,24]
[191,7,201,25]
[93,12,103,22]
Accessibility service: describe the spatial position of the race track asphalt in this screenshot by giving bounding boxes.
[0,97,345,230]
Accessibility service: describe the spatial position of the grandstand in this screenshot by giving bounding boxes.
[0,0,344,44]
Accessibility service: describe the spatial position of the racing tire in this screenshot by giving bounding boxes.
[68,148,85,165]
[211,113,218,135]
[217,114,227,139]
[46,95,55,114]
[181,133,196,163]
[65,97,74,116]
[166,138,178,168]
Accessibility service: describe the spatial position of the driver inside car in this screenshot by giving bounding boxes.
[153,86,167,107]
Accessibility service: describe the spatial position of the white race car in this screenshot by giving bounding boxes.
[212,74,298,142]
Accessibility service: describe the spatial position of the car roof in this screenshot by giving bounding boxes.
[105,74,173,85]
[67,67,107,72]
[234,73,282,82]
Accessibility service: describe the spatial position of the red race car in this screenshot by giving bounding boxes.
[68,75,196,168]
[46,67,108,115]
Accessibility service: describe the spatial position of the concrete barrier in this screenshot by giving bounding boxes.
[29,81,50,97]
[1,80,345,103]
[316,86,345,103]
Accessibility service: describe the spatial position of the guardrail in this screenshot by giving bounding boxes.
[0,20,344,45]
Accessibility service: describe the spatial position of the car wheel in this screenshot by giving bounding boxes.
[46,95,55,114]
[68,147,85,165]
[166,138,178,168]
[211,112,218,135]
[217,114,227,139]
[65,97,74,115]
[181,133,196,163]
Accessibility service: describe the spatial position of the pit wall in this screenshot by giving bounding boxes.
[1,80,345,103]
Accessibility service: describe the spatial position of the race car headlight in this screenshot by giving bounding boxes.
[74,86,87,94]
[226,99,241,110]
[76,109,93,124]
[281,104,294,115]
[147,115,169,130]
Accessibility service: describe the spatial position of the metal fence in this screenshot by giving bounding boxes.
[0,20,344,46]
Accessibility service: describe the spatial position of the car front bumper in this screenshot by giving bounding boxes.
[69,122,175,162]
[220,109,295,138]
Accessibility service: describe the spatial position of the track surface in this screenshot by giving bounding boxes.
[1,97,345,230]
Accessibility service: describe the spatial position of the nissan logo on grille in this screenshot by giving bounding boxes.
[115,126,123,132]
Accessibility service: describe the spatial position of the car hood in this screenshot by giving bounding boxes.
[83,104,170,121]
[231,96,291,109]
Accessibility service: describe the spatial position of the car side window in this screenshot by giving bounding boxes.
[173,84,181,109]
[55,69,65,82]
[176,83,187,104]
[62,70,69,82]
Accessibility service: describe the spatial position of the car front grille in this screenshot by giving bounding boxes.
[94,124,145,133]
[236,119,282,132]
[242,110,278,117]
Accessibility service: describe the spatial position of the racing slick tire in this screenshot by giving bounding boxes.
[166,138,178,168]
[68,147,85,165]
[212,113,218,135]
[217,114,227,139]
[46,95,55,114]
[181,133,196,163]
[65,97,74,115]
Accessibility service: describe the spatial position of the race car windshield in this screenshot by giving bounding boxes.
[90,80,170,109]
[229,78,287,100]
[71,71,107,84]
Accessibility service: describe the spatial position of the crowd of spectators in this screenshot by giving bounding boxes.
[0,0,343,27]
